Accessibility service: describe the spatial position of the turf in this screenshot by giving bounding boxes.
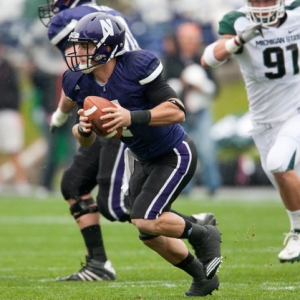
[0,193,299,299]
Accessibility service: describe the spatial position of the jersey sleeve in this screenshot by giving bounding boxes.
[286,0,300,10]
[48,12,78,55]
[125,50,163,86]
[62,70,82,100]
[218,11,245,36]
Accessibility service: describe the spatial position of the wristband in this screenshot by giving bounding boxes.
[77,124,92,137]
[51,107,69,126]
[225,37,242,54]
[130,110,151,125]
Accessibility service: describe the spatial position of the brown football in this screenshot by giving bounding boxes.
[83,96,123,139]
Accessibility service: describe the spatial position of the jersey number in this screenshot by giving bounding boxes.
[263,44,299,79]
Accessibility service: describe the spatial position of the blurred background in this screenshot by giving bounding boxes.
[0,0,271,198]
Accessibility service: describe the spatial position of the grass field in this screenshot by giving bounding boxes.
[0,192,299,300]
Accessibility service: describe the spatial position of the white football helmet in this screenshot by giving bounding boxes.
[244,0,285,25]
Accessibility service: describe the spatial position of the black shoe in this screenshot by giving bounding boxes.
[188,225,222,279]
[56,257,116,281]
[185,275,219,297]
[192,213,217,226]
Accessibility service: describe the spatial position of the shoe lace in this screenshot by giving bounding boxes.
[282,231,299,246]
[77,260,88,273]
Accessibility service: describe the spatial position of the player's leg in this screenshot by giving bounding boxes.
[57,138,116,281]
[171,210,217,226]
[130,136,221,296]
[4,110,31,195]
[96,139,131,222]
[253,115,300,262]
[96,140,215,225]
[267,116,300,262]
[191,109,222,195]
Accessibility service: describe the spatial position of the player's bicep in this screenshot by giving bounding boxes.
[145,75,179,105]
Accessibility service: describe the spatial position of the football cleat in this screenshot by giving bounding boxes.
[278,231,300,263]
[185,275,219,297]
[192,213,217,226]
[56,257,116,281]
[188,225,222,279]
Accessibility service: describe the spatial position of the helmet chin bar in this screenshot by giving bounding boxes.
[245,0,285,26]
[79,61,102,74]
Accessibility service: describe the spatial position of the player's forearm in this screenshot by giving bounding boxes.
[201,36,234,69]
[148,99,185,126]
[58,90,77,114]
[72,124,96,147]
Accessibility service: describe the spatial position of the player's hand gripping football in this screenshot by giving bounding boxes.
[77,109,92,134]
[237,23,267,44]
[100,104,131,134]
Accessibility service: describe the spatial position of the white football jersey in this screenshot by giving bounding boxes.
[218,1,300,128]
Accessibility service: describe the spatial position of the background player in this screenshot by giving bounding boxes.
[201,0,300,263]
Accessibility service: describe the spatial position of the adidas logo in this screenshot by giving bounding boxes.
[205,257,222,279]
[75,85,80,90]
[77,269,104,281]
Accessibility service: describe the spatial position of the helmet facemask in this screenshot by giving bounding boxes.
[38,0,55,27]
[38,0,88,27]
[245,0,285,26]
[66,38,112,73]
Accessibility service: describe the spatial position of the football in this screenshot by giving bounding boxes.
[83,96,123,139]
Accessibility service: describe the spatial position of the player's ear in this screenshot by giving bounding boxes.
[105,45,112,53]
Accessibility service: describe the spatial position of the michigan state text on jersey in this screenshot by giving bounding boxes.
[218,0,300,129]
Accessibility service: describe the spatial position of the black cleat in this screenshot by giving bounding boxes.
[185,275,220,297]
[56,257,116,281]
[192,213,217,226]
[188,225,222,279]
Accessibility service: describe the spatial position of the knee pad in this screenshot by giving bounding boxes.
[138,231,159,241]
[70,197,99,220]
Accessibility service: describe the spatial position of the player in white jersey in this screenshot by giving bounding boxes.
[201,0,300,263]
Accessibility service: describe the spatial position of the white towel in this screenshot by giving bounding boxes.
[121,148,135,196]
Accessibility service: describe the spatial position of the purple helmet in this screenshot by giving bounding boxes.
[66,12,126,73]
[38,0,95,27]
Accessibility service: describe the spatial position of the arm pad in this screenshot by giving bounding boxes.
[202,42,227,68]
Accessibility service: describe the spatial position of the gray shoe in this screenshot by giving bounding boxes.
[56,258,116,281]
[185,275,219,297]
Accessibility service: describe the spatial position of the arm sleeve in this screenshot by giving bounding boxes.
[145,75,178,106]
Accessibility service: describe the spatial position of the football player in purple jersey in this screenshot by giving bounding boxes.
[38,0,218,283]
[64,12,222,297]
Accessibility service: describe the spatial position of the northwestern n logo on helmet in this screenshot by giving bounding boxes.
[99,19,114,36]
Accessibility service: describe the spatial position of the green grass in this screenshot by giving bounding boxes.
[213,79,248,122]
[0,194,298,299]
